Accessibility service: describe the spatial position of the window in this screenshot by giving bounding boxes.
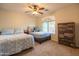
[42,20,55,34]
[42,21,48,32]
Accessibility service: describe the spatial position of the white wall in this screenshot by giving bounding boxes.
[0,10,36,29]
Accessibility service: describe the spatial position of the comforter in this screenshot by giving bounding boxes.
[0,33,34,56]
[31,32,51,38]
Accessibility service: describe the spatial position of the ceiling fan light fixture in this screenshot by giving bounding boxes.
[25,4,48,15]
[32,11,39,15]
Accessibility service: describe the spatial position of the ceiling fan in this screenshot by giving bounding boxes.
[25,4,48,15]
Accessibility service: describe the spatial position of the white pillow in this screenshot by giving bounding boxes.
[1,29,14,35]
[14,28,24,34]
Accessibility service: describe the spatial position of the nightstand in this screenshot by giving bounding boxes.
[24,30,29,34]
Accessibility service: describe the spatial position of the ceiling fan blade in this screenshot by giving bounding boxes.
[38,12,43,14]
[33,4,38,8]
[33,5,38,10]
[28,6,32,9]
[44,9,48,11]
[25,11,31,13]
[39,7,45,10]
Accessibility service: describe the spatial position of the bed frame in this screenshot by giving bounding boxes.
[34,35,51,44]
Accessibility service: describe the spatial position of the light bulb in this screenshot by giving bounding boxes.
[32,11,38,15]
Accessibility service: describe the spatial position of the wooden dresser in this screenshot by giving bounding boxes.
[58,22,75,47]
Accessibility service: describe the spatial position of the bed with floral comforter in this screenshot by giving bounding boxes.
[0,33,34,56]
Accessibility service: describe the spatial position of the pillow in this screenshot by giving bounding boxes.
[1,29,14,35]
[27,26,35,33]
[14,28,24,34]
[0,31,1,35]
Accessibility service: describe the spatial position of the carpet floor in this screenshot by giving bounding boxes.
[13,40,79,56]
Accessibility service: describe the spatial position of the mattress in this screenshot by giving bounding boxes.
[0,33,34,56]
[31,32,51,38]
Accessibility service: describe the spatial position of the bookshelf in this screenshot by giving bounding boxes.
[58,22,75,47]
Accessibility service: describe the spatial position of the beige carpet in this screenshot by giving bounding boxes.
[13,40,79,56]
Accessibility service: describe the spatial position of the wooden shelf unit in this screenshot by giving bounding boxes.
[58,22,75,47]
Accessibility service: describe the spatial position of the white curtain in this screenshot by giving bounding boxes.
[42,20,55,34]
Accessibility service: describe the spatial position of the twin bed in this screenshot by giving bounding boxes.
[31,32,51,43]
[0,29,51,56]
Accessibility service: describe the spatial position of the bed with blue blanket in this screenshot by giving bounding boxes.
[31,32,51,43]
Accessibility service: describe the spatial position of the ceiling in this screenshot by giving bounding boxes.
[0,3,74,18]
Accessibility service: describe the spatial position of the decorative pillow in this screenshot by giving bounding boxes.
[26,27,33,34]
[14,28,24,34]
[0,31,1,35]
[1,29,14,35]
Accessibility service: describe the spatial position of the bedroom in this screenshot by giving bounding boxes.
[0,3,79,56]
